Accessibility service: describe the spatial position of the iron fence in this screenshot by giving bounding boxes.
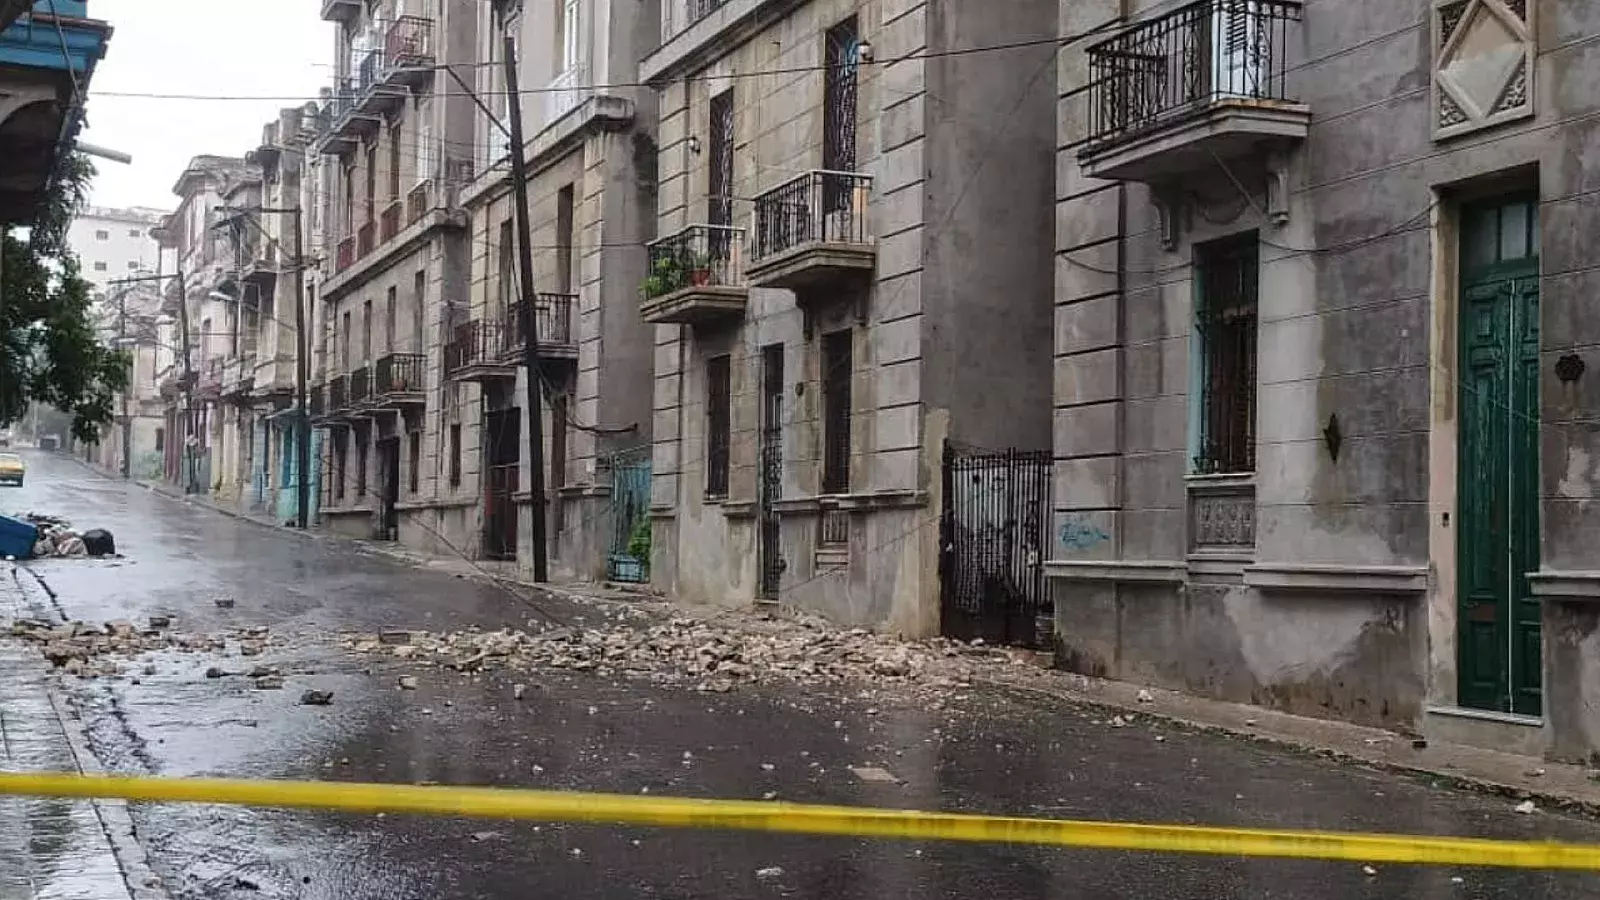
[375,352,424,395]
[643,225,745,299]
[752,170,872,262]
[1084,0,1302,149]
[328,374,349,412]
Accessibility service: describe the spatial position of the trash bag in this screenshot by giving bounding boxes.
[55,536,86,557]
[81,529,115,557]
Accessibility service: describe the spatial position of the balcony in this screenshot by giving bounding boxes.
[320,0,359,24]
[406,179,432,227]
[196,358,223,400]
[545,65,587,125]
[380,199,403,243]
[325,69,385,146]
[324,373,350,420]
[221,356,253,400]
[663,0,732,43]
[317,87,356,155]
[1079,0,1308,184]
[308,382,326,418]
[380,16,435,90]
[357,220,376,258]
[372,352,426,407]
[336,235,357,273]
[349,365,372,407]
[748,170,875,294]
[639,225,748,325]
[445,320,515,382]
[500,293,578,365]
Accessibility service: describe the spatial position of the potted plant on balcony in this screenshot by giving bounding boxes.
[642,255,685,299]
[689,251,714,286]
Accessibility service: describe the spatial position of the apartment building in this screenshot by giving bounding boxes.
[445,0,655,578]
[641,0,1057,634]
[90,280,171,480]
[310,0,477,546]
[154,155,261,496]
[1047,0,1600,760]
[233,107,322,525]
[70,206,170,292]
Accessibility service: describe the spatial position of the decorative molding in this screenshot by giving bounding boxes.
[721,499,757,519]
[1243,563,1430,594]
[1432,0,1535,141]
[1045,559,1187,583]
[1528,570,1600,601]
[1187,476,1255,553]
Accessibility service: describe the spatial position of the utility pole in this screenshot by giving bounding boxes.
[175,268,196,494]
[118,285,129,478]
[503,33,549,582]
[291,208,310,529]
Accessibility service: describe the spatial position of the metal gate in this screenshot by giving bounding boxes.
[758,345,784,598]
[939,440,1051,647]
[607,446,652,582]
[483,408,520,561]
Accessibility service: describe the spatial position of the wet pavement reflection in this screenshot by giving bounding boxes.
[9,451,1600,899]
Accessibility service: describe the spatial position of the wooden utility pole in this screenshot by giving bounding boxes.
[502,33,549,582]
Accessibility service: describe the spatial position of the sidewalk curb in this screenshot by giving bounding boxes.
[975,674,1600,820]
[7,565,169,900]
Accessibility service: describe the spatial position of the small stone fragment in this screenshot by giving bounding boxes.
[148,615,172,629]
[379,629,413,646]
[1362,865,1377,877]
[214,598,236,609]
[755,866,785,880]
[204,666,226,679]
[300,690,334,706]
[1514,799,1536,814]
[1136,689,1154,703]
[253,675,284,690]
[397,676,419,690]
[512,683,526,700]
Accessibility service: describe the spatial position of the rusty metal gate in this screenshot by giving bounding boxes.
[939,440,1051,647]
[483,408,519,561]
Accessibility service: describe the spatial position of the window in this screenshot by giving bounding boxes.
[497,220,515,315]
[356,433,368,497]
[154,428,165,453]
[556,184,574,294]
[448,423,461,487]
[408,430,421,494]
[127,261,140,270]
[824,17,860,174]
[94,229,109,241]
[361,299,372,362]
[388,121,403,199]
[705,355,731,498]
[385,286,398,351]
[93,261,107,272]
[1192,234,1259,475]
[343,162,357,234]
[364,145,378,222]
[707,90,734,227]
[413,271,427,352]
[413,97,431,187]
[341,311,351,370]
[558,0,580,71]
[821,329,852,494]
[128,229,141,238]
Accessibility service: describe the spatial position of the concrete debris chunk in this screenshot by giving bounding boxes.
[299,689,334,706]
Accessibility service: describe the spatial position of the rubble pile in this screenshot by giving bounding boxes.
[7,618,273,677]
[346,610,1030,693]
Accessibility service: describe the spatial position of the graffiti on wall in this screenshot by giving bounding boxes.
[1058,515,1110,552]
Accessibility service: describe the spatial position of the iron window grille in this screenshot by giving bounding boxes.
[823,17,860,181]
[1193,234,1259,475]
[821,329,853,494]
[707,89,734,229]
[705,354,732,498]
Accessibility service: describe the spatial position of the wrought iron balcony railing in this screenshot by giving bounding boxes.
[501,293,575,354]
[383,15,435,68]
[445,320,497,374]
[751,170,872,262]
[1084,0,1302,150]
[328,373,349,411]
[643,224,745,299]
[349,365,371,405]
[375,352,424,395]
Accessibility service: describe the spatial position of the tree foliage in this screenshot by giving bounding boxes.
[0,154,130,443]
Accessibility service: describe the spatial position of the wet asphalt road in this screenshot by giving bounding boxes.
[8,449,1600,899]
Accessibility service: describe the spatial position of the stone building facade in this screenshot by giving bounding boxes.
[641,0,1057,633]
[1049,0,1600,759]
[446,0,656,578]
[309,0,478,548]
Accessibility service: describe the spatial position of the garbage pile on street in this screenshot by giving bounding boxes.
[344,608,1036,695]
[13,513,116,559]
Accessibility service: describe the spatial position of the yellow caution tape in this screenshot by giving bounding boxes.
[0,771,1595,870]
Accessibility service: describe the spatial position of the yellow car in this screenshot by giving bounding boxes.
[0,453,24,487]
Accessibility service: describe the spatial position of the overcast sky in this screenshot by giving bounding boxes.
[80,0,332,211]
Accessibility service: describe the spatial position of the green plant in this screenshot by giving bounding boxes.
[642,254,686,299]
[626,514,652,560]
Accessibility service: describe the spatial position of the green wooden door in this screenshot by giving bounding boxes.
[1457,196,1541,716]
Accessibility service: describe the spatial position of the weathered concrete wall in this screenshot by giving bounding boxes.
[1050,0,1600,753]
